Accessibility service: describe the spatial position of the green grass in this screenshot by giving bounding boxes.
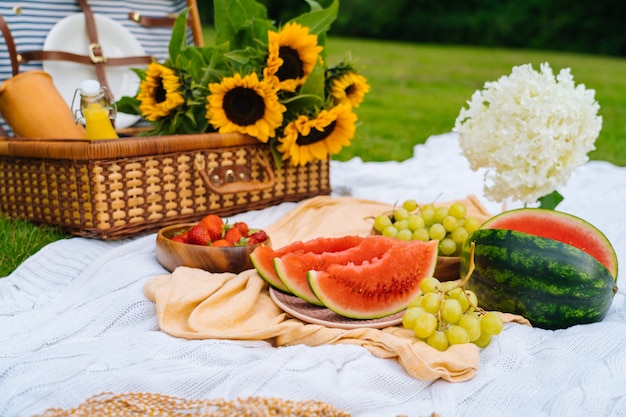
[2,37,626,277]
[0,217,67,276]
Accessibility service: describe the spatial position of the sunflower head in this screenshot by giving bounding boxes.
[325,63,370,108]
[263,22,323,92]
[137,62,185,122]
[206,72,286,143]
[277,103,357,166]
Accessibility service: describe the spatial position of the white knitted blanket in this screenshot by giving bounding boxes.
[1,132,625,417]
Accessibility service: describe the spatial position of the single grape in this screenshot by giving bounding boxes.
[420,291,441,314]
[382,225,399,238]
[402,199,418,212]
[439,238,457,256]
[396,229,413,241]
[434,206,449,224]
[481,311,504,335]
[421,203,435,212]
[428,223,446,241]
[373,214,392,232]
[445,325,470,345]
[427,330,449,351]
[441,298,463,324]
[438,281,458,293]
[420,277,440,293]
[473,331,493,348]
[448,202,467,220]
[464,290,478,311]
[421,207,436,226]
[407,214,425,231]
[394,207,410,222]
[464,217,481,234]
[412,228,430,242]
[458,313,481,341]
[455,291,470,312]
[402,307,424,329]
[394,219,409,232]
[442,215,459,232]
[450,226,469,245]
[446,287,463,300]
[413,311,438,339]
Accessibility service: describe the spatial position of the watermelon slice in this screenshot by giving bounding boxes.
[481,208,618,280]
[250,235,366,294]
[307,239,439,319]
[274,235,404,305]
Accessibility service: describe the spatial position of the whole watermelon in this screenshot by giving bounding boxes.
[460,209,618,330]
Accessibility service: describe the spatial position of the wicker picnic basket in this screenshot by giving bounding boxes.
[0,133,330,239]
[0,0,331,239]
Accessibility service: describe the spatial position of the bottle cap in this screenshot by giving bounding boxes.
[80,79,101,96]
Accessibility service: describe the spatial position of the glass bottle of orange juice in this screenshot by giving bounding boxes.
[77,80,118,140]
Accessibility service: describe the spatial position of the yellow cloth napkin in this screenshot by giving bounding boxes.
[144,195,527,382]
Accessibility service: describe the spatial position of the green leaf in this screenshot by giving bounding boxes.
[214,0,270,48]
[292,0,339,36]
[169,9,190,63]
[538,190,564,210]
[299,59,325,100]
[282,94,325,119]
[115,96,141,115]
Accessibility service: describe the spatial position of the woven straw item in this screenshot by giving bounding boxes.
[0,133,330,239]
[32,391,441,417]
[33,392,352,417]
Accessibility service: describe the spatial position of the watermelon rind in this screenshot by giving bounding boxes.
[307,240,439,319]
[250,245,291,293]
[461,228,617,330]
[481,208,618,281]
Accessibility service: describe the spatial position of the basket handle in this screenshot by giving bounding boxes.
[0,14,20,76]
[194,152,276,195]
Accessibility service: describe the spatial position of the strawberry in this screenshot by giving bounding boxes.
[170,231,189,244]
[248,230,268,244]
[187,224,213,246]
[211,239,233,247]
[224,227,245,246]
[198,214,224,242]
[232,221,249,237]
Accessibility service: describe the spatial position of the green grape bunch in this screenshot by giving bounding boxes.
[373,199,481,257]
[401,243,504,351]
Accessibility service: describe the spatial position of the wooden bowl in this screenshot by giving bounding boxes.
[155,223,271,273]
[433,255,461,281]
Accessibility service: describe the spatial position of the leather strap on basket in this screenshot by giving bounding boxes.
[79,0,110,94]
[194,152,276,195]
[2,0,203,83]
[128,12,177,28]
[0,14,19,77]
[3,0,153,95]
[129,0,204,47]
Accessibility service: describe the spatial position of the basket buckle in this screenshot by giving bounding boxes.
[88,43,107,64]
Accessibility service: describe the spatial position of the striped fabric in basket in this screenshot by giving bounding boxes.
[0,0,191,133]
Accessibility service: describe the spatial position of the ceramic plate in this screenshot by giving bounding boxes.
[43,13,146,129]
[269,288,404,330]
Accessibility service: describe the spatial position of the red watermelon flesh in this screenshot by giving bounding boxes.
[250,235,366,293]
[481,208,618,280]
[274,235,405,305]
[307,239,439,319]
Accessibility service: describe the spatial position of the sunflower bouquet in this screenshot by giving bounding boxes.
[117,0,369,168]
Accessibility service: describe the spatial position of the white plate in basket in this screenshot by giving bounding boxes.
[269,287,404,330]
[43,13,146,129]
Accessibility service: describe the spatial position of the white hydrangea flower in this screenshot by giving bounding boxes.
[454,62,602,205]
